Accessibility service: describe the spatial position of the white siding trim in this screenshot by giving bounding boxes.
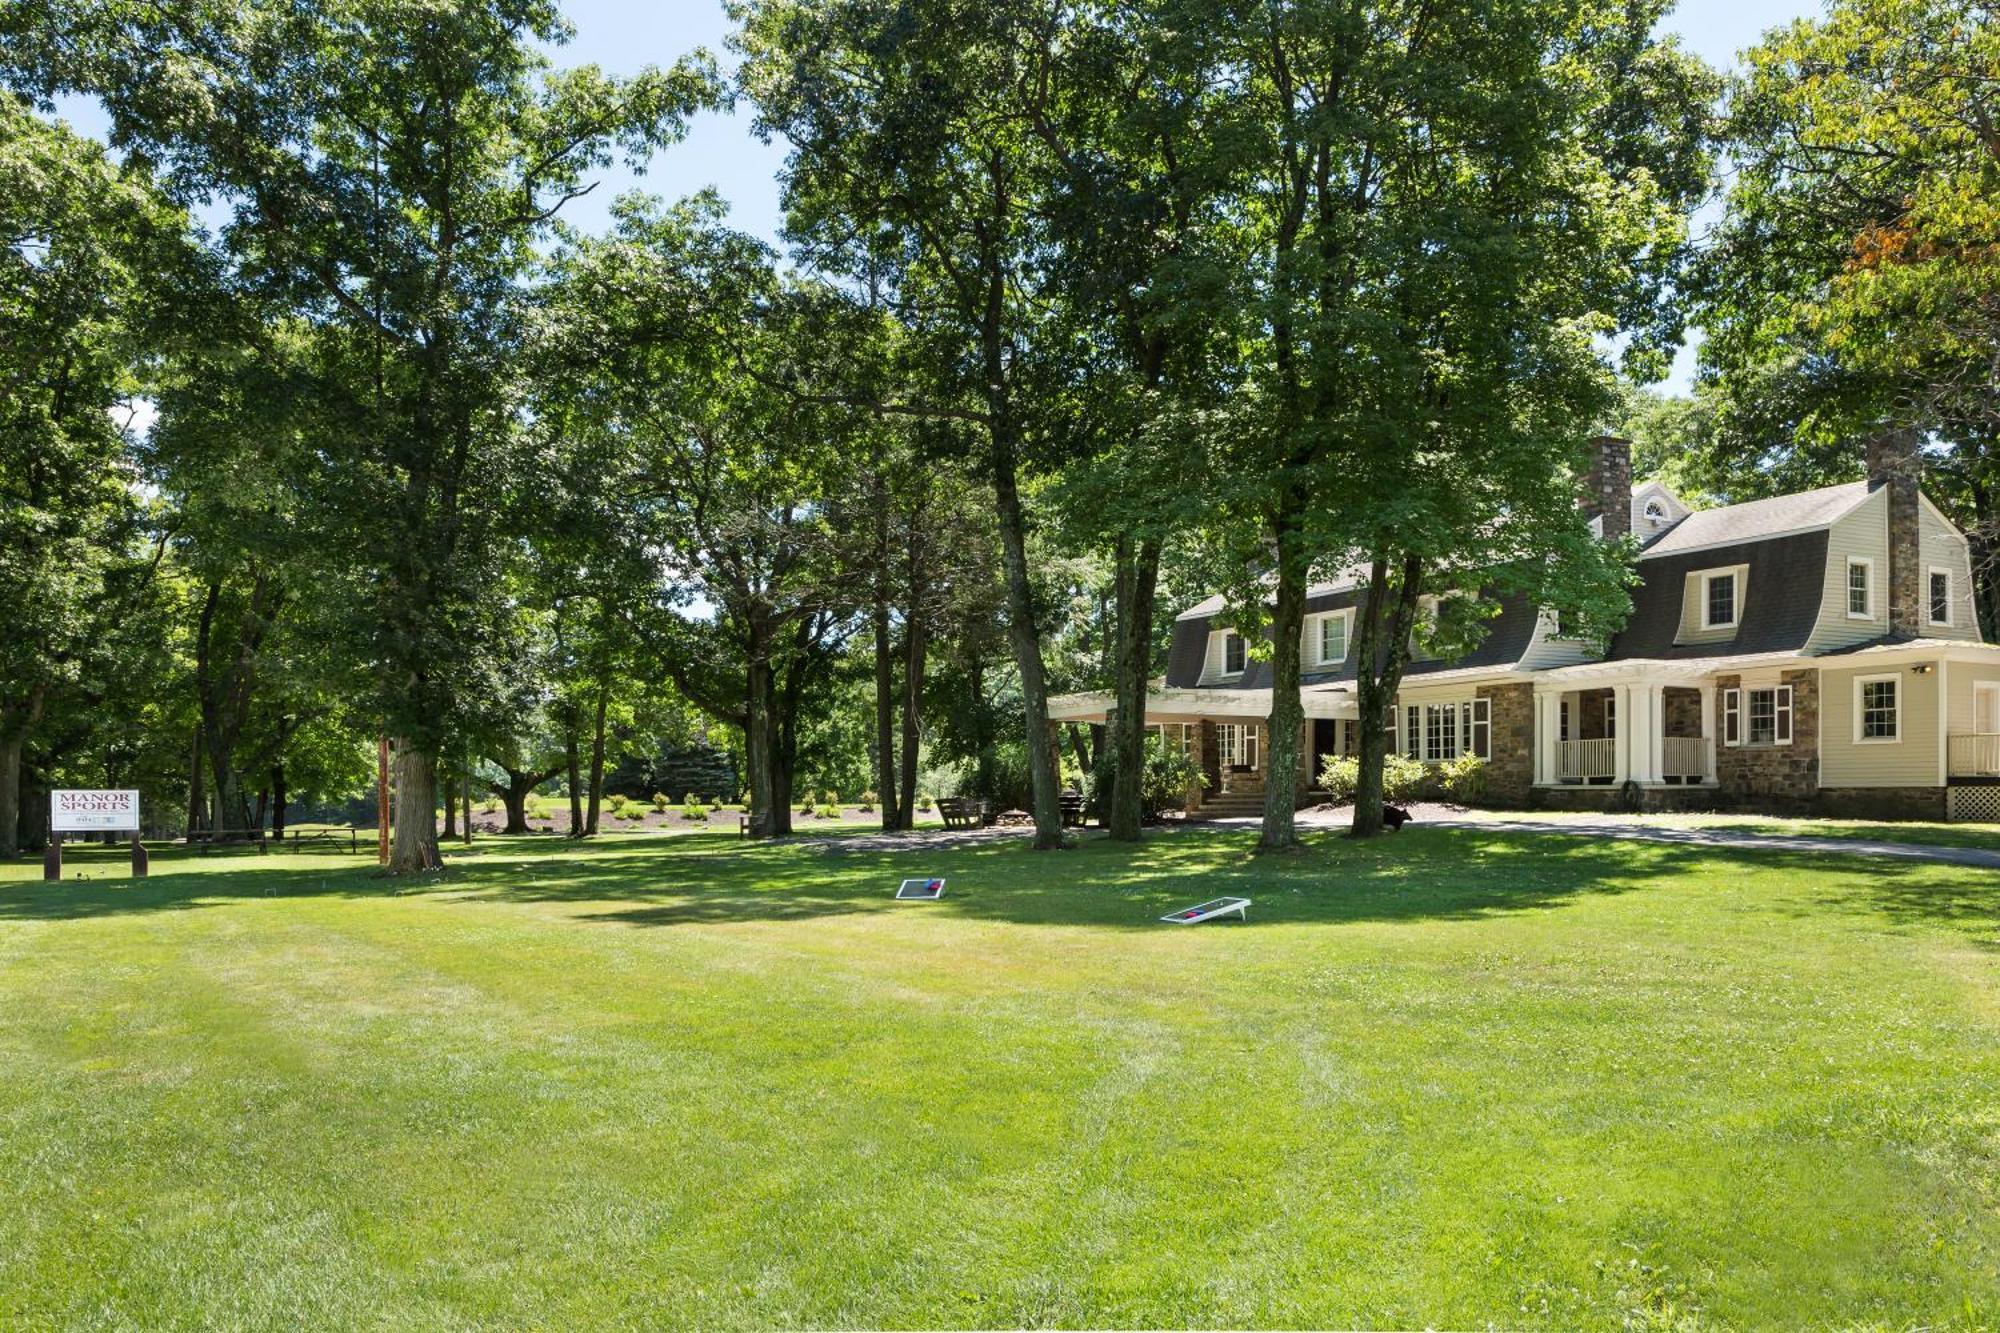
[1853,672,1903,745]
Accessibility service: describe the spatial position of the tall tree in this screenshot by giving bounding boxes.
[537,198,858,838]
[737,0,1086,849]
[0,99,182,855]
[1698,0,2000,633]
[6,0,716,870]
[1203,0,1714,844]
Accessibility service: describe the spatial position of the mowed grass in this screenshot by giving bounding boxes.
[1,828,1996,1330]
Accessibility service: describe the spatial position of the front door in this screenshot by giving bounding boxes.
[1310,719,1338,787]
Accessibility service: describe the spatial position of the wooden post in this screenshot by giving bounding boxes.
[377,736,391,867]
[130,834,148,878]
[42,833,59,882]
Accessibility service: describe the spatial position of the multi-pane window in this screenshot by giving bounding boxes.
[1725,686,1795,746]
[1421,703,1458,762]
[1223,633,1246,674]
[1930,570,1953,626]
[1858,677,1899,741]
[1316,613,1348,665]
[1466,698,1491,759]
[1848,559,1871,617]
[1705,572,1737,627]
[1218,722,1260,768]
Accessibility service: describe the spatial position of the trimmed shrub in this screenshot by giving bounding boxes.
[815,803,839,819]
[1318,753,1426,804]
[651,792,671,812]
[857,789,877,813]
[681,792,708,821]
[1437,754,1488,804]
[1380,753,1428,804]
[1318,755,1359,804]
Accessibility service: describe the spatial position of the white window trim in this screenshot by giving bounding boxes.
[1927,565,1955,627]
[1846,556,1875,620]
[1307,608,1352,667]
[1853,673,1902,745]
[1730,683,1793,747]
[1975,681,2000,735]
[1698,568,1740,630]
[1214,630,1246,678]
[1643,499,1667,520]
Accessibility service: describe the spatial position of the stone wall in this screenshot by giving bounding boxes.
[1817,785,1947,820]
[1663,687,1703,738]
[1714,670,1820,805]
[1478,683,1534,805]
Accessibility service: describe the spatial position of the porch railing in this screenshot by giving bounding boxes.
[1662,736,1708,780]
[1557,738,1616,781]
[1948,733,2000,777]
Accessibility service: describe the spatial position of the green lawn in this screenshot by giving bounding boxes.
[2,828,1995,1329]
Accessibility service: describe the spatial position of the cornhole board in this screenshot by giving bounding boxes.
[896,877,946,900]
[1161,896,1250,925]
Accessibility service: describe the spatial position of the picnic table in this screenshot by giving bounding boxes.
[936,797,993,830]
[1059,792,1086,828]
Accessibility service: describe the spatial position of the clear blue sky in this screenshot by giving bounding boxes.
[60,0,1822,387]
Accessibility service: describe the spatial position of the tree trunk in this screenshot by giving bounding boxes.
[1349,552,1425,839]
[389,740,441,872]
[271,763,288,841]
[1106,537,1161,840]
[744,640,781,838]
[990,427,1064,850]
[873,588,899,831]
[586,682,608,836]
[898,611,926,832]
[441,763,456,838]
[1258,549,1310,851]
[565,721,583,838]
[0,732,22,859]
[187,723,207,835]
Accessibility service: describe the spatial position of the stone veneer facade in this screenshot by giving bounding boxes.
[1477,683,1534,803]
[1712,669,1820,807]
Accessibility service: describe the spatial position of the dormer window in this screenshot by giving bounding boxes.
[1223,632,1246,675]
[1307,610,1349,666]
[1643,499,1666,521]
[1703,570,1738,629]
[1847,557,1874,619]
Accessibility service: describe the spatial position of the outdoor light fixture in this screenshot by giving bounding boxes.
[1911,663,1934,675]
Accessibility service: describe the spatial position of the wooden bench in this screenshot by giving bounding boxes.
[936,797,992,830]
[1059,792,1086,827]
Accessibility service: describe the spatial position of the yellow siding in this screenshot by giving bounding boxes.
[1820,663,1941,788]
[1946,662,2000,733]
[1676,563,1750,645]
[1919,502,1980,639]
[1806,488,1889,652]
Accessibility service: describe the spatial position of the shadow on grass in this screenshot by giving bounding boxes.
[8,825,1986,943]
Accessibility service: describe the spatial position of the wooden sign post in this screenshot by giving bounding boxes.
[49,790,146,880]
[377,736,391,867]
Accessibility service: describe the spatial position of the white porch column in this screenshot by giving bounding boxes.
[1700,683,1717,783]
[1611,683,1634,784]
[1533,691,1556,785]
[1633,683,1665,784]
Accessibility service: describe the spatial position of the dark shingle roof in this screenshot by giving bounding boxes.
[1607,530,1827,659]
[1162,587,1539,688]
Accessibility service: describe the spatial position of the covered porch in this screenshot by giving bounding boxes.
[1534,665,1718,790]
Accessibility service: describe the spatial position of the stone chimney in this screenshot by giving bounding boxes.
[1583,435,1632,540]
[1867,429,1923,636]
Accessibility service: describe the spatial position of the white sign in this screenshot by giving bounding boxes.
[896,877,946,900]
[52,789,141,832]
